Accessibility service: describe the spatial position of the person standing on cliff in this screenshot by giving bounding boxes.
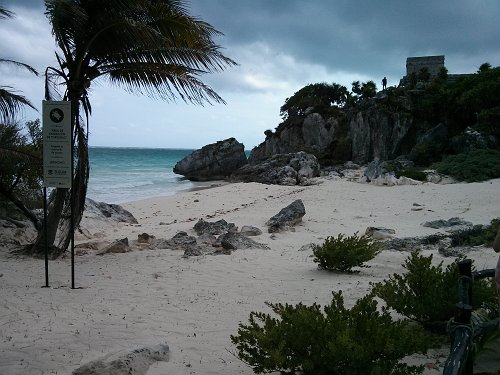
[382,77,387,90]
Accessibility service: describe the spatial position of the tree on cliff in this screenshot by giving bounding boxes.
[0,6,38,123]
[280,83,349,120]
[30,0,236,256]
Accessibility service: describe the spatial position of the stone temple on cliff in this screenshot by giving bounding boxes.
[406,55,445,77]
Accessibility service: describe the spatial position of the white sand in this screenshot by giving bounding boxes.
[1,177,499,374]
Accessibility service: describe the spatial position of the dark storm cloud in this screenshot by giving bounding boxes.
[190,0,500,77]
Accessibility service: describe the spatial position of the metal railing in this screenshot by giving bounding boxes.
[443,259,499,375]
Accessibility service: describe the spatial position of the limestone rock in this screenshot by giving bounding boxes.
[84,198,138,224]
[240,225,262,236]
[232,152,320,185]
[155,232,197,250]
[72,342,169,375]
[365,227,396,240]
[96,238,130,255]
[193,218,237,236]
[250,112,338,162]
[218,232,269,250]
[266,199,306,233]
[173,137,247,181]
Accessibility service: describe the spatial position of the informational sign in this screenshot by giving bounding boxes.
[43,101,72,188]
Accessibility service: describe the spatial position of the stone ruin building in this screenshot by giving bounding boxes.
[406,55,445,77]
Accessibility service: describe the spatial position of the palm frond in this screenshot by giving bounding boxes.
[45,0,236,105]
[106,62,225,104]
[0,87,37,122]
[0,6,14,19]
[0,59,39,76]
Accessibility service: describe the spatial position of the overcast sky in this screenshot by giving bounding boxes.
[1,0,499,150]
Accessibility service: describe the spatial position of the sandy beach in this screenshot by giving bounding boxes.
[1,177,499,374]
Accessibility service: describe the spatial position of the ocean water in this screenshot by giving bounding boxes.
[87,147,198,204]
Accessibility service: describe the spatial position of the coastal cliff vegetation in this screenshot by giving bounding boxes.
[254,65,500,178]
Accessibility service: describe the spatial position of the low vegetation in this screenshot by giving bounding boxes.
[432,149,500,182]
[371,251,497,331]
[312,233,381,272]
[231,291,431,375]
[450,218,500,247]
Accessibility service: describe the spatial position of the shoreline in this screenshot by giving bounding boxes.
[1,177,500,374]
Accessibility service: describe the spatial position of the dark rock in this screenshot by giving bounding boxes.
[173,137,247,181]
[137,233,155,244]
[232,152,320,185]
[218,232,269,250]
[439,246,475,257]
[382,233,448,251]
[183,245,205,257]
[364,159,389,181]
[155,231,197,250]
[266,199,306,233]
[422,217,472,229]
[193,218,237,236]
[409,123,448,163]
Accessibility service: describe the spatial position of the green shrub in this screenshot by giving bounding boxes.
[372,251,497,331]
[432,149,500,182]
[450,218,500,247]
[313,233,381,272]
[231,291,430,375]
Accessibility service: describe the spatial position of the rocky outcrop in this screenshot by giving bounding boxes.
[231,151,320,185]
[193,218,237,235]
[349,109,414,164]
[250,112,340,162]
[173,137,247,181]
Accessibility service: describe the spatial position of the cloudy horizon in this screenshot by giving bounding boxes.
[1,0,499,149]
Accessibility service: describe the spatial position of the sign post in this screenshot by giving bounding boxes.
[42,101,72,287]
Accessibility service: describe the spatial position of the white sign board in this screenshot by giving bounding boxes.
[43,101,72,188]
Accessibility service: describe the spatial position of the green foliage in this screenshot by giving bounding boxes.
[450,218,500,247]
[372,251,497,330]
[432,149,500,182]
[231,291,430,374]
[0,119,43,208]
[313,233,381,272]
[280,83,349,120]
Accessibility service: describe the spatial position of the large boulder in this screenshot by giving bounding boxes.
[173,137,247,181]
[231,151,320,185]
[266,199,306,233]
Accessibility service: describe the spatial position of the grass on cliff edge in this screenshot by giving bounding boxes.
[432,148,500,182]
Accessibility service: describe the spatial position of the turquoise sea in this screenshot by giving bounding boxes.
[87,147,198,204]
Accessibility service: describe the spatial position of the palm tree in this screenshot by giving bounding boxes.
[0,7,38,123]
[32,0,236,255]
